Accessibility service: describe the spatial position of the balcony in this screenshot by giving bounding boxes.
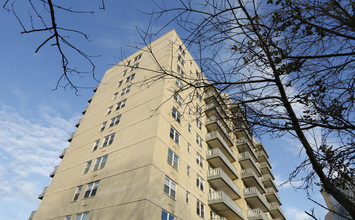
[235,139,257,160]
[59,147,67,159]
[38,186,48,200]
[49,166,58,178]
[261,174,277,191]
[75,118,82,128]
[205,117,233,146]
[269,202,286,219]
[208,168,241,200]
[259,162,274,178]
[206,131,236,162]
[208,191,244,220]
[247,208,269,220]
[28,211,36,220]
[205,103,232,132]
[67,132,75,142]
[244,187,269,212]
[265,187,281,205]
[207,149,238,180]
[82,105,88,114]
[238,152,261,177]
[240,169,265,193]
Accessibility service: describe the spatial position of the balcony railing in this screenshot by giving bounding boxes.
[244,187,270,212]
[241,169,265,193]
[75,118,82,128]
[248,208,268,220]
[49,165,58,178]
[205,117,233,145]
[38,186,48,200]
[265,187,281,205]
[82,105,88,114]
[238,151,261,176]
[206,131,235,162]
[210,218,228,220]
[269,202,285,219]
[204,103,232,132]
[67,132,75,142]
[235,138,258,159]
[208,168,241,199]
[59,147,67,159]
[207,148,238,179]
[28,211,36,220]
[209,191,244,219]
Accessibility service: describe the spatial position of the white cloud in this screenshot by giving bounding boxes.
[284,206,312,220]
[0,104,78,203]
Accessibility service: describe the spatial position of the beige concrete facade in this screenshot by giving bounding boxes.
[30,30,285,220]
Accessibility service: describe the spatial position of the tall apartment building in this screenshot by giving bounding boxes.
[30,30,285,220]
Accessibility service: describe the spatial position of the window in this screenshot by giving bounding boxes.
[126,60,131,66]
[107,106,113,115]
[93,155,108,171]
[116,99,126,110]
[117,80,123,88]
[167,149,179,170]
[172,107,181,123]
[164,176,176,199]
[196,71,201,79]
[134,53,142,62]
[174,92,183,106]
[65,216,71,220]
[122,70,127,76]
[100,121,107,132]
[196,175,204,191]
[109,115,121,127]
[176,78,183,88]
[186,191,190,203]
[121,85,131,96]
[102,133,115,147]
[83,181,99,198]
[72,186,82,201]
[196,92,202,102]
[130,63,139,71]
[188,124,191,132]
[112,92,118,100]
[83,161,92,174]
[161,210,175,220]
[74,212,89,220]
[196,153,203,168]
[196,134,202,148]
[177,65,184,76]
[178,55,184,66]
[197,200,205,218]
[179,45,184,54]
[170,127,180,145]
[187,143,191,153]
[126,73,135,83]
[92,140,100,151]
[187,165,190,176]
[196,105,202,115]
[196,118,202,130]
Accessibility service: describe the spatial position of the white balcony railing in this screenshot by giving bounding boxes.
[209,191,243,215]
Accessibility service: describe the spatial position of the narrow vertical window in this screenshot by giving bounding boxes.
[187,165,190,176]
[83,161,92,174]
[72,186,82,201]
[186,191,190,203]
[100,121,107,132]
[92,140,100,151]
[107,106,113,115]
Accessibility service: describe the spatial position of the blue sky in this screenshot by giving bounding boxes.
[0,1,328,219]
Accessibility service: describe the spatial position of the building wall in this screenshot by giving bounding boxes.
[32,30,284,220]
